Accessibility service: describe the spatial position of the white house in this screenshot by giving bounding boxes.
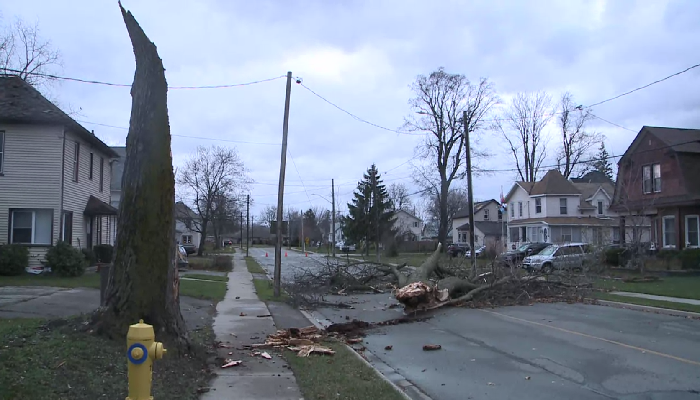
[390,209,424,241]
[0,76,119,266]
[451,200,505,249]
[174,202,202,248]
[504,169,649,248]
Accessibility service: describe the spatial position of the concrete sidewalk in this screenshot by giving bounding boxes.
[610,291,700,306]
[201,253,303,400]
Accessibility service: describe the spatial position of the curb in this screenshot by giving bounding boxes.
[300,309,434,400]
[594,299,700,319]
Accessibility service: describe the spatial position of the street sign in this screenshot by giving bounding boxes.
[270,220,289,234]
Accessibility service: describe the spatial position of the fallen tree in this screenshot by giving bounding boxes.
[284,243,593,312]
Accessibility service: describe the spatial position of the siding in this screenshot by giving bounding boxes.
[0,124,63,266]
[62,130,113,250]
[545,195,580,217]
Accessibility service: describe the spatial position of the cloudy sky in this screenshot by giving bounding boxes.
[3,0,699,219]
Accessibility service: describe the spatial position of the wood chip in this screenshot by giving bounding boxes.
[261,352,272,359]
[239,312,247,316]
[221,359,242,368]
[385,345,393,350]
[423,344,442,351]
[288,338,315,346]
[293,345,335,357]
[346,338,363,344]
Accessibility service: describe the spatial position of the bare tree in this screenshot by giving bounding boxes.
[210,193,241,248]
[177,145,249,256]
[388,183,413,211]
[0,17,61,89]
[404,68,498,247]
[258,205,277,227]
[556,92,600,178]
[425,188,469,235]
[97,4,188,351]
[496,91,553,182]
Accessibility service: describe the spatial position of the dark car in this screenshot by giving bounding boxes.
[447,243,469,257]
[496,242,552,267]
[181,244,197,255]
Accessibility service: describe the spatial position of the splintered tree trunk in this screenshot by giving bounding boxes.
[97,4,189,352]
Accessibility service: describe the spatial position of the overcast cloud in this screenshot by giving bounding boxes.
[3,0,699,218]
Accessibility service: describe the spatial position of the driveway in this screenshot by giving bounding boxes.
[0,286,215,330]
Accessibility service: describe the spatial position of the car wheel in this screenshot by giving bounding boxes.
[542,263,553,274]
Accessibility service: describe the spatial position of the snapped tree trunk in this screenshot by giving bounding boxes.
[437,183,449,251]
[96,3,189,353]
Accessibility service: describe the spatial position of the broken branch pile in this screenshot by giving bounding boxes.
[247,325,335,357]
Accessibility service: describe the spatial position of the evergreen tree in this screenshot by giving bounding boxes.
[343,164,394,255]
[590,141,614,180]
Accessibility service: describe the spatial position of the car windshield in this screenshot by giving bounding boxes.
[517,244,531,251]
[538,245,557,256]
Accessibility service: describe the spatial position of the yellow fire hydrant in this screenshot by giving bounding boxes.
[126,319,167,400]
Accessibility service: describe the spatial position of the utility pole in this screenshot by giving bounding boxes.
[374,172,380,263]
[464,111,477,276]
[240,212,243,249]
[301,213,305,252]
[246,194,250,258]
[274,71,292,298]
[331,179,336,258]
[251,216,255,245]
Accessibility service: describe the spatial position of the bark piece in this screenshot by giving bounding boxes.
[385,345,393,350]
[221,359,242,368]
[292,345,336,357]
[423,344,442,351]
[261,352,272,360]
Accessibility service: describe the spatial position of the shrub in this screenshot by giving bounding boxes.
[604,248,624,266]
[82,247,96,266]
[93,244,114,263]
[0,244,29,276]
[46,241,87,277]
[384,240,399,257]
[212,255,233,272]
[679,249,700,270]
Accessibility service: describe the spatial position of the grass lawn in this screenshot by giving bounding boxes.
[184,274,228,282]
[245,257,267,274]
[593,292,700,314]
[0,317,214,400]
[285,341,405,400]
[0,272,227,301]
[252,279,288,302]
[595,276,700,300]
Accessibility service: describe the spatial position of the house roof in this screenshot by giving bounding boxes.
[504,182,535,203]
[0,76,119,158]
[456,221,506,237]
[643,126,700,154]
[392,209,422,222]
[570,170,614,184]
[84,195,118,216]
[110,146,126,191]
[175,202,199,220]
[572,181,614,209]
[453,199,498,219]
[529,169,580,196]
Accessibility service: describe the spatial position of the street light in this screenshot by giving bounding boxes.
[312,193,336,257]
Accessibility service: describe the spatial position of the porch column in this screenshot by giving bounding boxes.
[620,216,626,245]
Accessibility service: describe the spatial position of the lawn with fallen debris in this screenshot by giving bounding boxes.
[285,341,405,400]
[0,317,215,400]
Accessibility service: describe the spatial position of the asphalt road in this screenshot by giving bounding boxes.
[248,246,334,282]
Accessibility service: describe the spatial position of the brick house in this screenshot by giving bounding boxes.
[0,76,119,266]
[611,126,700,249]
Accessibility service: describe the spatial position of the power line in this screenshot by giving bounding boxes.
[480,138,700,174]
[585,63,700,109]
[286,149,314,208]
[590,114,636,132]
[2,68,286,89]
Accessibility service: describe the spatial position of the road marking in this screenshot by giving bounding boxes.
[480,309,700,367]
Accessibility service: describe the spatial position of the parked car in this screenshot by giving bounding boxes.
[521,243,594,273]
[176,245,189,271]
[181,244,197,255]
[447,243,469,257]
[336,241,356,252]
[496,242,552,267]
[465,245,486,258]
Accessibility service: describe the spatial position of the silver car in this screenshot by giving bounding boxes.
[521,243,593,273]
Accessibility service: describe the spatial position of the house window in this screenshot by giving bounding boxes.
[413,221,419,228]
[520,227,527,242]
[99,157,104,192]
[597,201,604,215]
[73,142,80,182]
[559,198,568,215]
[643,164,661,193]
[484,209,490,220]
[535,198,541,214]
[89,153,94,180]
[686,215,699,248]
[518,202,523,217]
[10,209,53,245]
[0,130,5,174]
[510,203,514,218]
[61,211,73,244]
[509,227,519,242]
[497,209,503,221]
[662,216,676,248]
